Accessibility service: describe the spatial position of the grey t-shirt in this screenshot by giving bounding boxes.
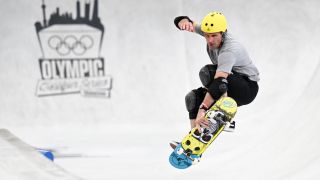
[195,25,260,82]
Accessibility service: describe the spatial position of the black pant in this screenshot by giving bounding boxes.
[188,67,259,119]
[227,73,259,106]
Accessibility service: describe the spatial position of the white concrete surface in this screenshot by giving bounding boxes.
[0,0,320,179]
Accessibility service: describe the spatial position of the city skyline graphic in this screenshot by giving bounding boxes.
[35,0,104,33]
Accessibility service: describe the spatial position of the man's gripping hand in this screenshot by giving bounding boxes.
[174,16,194,32]
[194,109,208,133]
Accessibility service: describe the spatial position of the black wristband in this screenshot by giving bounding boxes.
[199,103,209,111]
[174,16,193,30]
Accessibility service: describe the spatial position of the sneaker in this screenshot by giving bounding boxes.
[169,141,180,150]
[223,121,235,132]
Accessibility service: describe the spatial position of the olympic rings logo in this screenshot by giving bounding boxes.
[48,35,94,56]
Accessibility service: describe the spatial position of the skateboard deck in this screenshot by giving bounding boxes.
[169,97,237,169]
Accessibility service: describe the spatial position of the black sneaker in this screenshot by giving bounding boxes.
[169,141,180,150]
[224,121,235,132]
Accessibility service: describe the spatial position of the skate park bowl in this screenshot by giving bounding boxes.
[0,0,320,179]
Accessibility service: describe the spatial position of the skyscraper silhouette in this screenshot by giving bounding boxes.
[41,0,47,27]
[92,0,98,20]
[85,2,90,20]
[76,0,81,19]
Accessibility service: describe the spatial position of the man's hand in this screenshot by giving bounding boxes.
[194,109,208,132]
[178,19,194,32]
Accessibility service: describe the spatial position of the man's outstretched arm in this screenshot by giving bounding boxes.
[174,16,196,32]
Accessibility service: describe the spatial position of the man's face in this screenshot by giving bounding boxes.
[204,32,222,50]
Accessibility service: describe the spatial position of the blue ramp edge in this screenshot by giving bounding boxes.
[37,149,54,161]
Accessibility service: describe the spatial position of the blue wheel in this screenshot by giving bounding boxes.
[169,144,192,169]
[169,151,192,169]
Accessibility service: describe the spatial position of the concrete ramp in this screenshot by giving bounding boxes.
[1,0,320,179]
[0,129,83,180]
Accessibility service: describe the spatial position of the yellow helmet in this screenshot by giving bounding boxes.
[201,12,227,33]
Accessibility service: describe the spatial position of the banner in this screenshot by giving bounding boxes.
[34,0,112,98]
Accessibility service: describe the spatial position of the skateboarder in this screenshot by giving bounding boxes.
[174,12,260,132]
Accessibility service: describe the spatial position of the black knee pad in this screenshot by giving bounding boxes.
[199,64,218,88]
[207,77,228,100]
[185,87,207,113]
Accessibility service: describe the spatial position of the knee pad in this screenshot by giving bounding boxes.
[185,88,207,112]
[199,65,218,88]
[207,77,228,100]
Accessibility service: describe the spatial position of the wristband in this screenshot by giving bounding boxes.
[199,103,209,111]
[174,16,193,30]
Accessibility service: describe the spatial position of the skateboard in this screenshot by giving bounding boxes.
[169,97,237,169]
